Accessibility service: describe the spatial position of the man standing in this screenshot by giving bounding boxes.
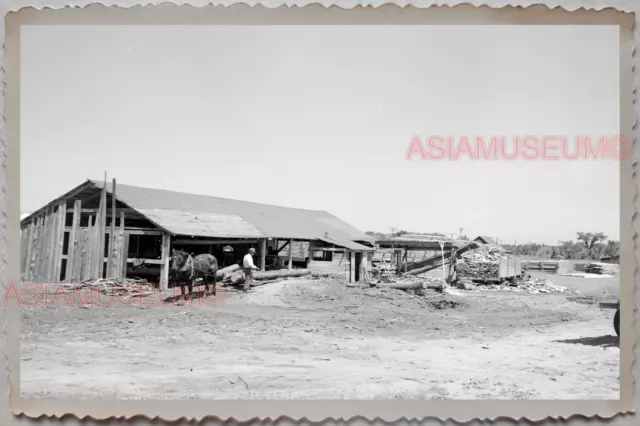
[242,247,259,291]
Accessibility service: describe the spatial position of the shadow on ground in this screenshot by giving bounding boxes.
[554,335,619,348]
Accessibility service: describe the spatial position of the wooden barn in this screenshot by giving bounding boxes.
[20,178,375,288]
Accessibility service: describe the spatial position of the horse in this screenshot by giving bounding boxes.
[169,249,219,300]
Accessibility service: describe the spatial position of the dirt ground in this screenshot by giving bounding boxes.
[20,272,619,400]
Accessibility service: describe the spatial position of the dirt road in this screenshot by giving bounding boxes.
[20,276,619,400]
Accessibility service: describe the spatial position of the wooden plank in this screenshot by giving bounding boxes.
[65,200,81,282]
[173,238,259,245]
[24,220,36,281]
[45,206,58,283]
[108,178,117,277]
[121,233,130,278]
[67,207,135,214]
[64,226,162,235]
[85,215,95,281]
[97,175,108,279]
[116,211,125,278]
[53,202,66,282]
[287,238,293,270]
[260,238,267,271]
[160,232,171,291]
[34,214,46,282]
[350,251,355,283]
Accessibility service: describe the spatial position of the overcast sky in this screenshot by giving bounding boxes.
[21,25,620,244]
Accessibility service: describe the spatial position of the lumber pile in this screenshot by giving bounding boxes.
[457,245,509,279]
[62,277,154,298]
[573,262,618,275]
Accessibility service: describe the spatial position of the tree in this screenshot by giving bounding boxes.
[604,240,620,257]
[536,246,553,258]
[591,242,607,260]
[576,232,608,258]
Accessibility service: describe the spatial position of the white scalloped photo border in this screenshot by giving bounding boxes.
[0,1,637,424]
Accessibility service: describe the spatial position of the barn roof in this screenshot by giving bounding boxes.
[474,236,498,245]
[23,179,373,249]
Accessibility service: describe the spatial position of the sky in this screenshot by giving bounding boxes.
[20,25,620,244]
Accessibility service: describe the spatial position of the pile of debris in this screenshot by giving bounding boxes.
[457,245,510,278]
[63,277,155,298]
[474,277,578,295]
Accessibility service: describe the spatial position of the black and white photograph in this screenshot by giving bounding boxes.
[15,20,625,402]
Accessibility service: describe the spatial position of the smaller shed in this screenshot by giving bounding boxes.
[474,236,498,245]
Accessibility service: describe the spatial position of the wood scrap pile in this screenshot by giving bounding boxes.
[475,277,578,295]
[64,277,155,298]
[457,245,509,278]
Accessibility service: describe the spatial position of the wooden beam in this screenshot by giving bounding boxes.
[67,207,136,214]
[160,232,171,291]
[287,238,293,270]
[97,174,108,279]
[52,202,66,282]
[172,238,260,245]
[276,240,290,254]
[350,251,355,283]
[121,233,130,278]
[84,215,94,281]
[23,220,35,281]
[260,239,267,271]
[63,226,163,236]
[65,200,81,283]
[116,211,125,278]
[108,178,117,277]
[45,206,57,283]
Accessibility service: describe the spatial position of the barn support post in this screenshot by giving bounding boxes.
[121,225,130,278]
[52,202,66,282]
[84,215,95,281]
[65,200,81,282]
[97,176,108,279]
[160,232,172,292]
[108,178,117,277]
[46,205,60,284]
[287,238,293,270]
[116,211,126,278]
[350,251,356,283]
[22,221,35,280]
[260,238,267,271]
[38,211,51,283]
[33,215,45,282]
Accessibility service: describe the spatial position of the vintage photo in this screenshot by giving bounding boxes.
[16,23,622,401]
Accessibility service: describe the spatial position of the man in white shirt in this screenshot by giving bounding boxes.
[242,248,259,291]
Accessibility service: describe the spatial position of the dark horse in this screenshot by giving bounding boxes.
[170,249,219,300]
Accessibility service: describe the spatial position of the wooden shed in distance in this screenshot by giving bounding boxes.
[20,177,375,288]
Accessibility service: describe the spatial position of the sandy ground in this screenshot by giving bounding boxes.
[20,272,619,400]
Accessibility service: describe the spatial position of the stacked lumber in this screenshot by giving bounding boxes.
[574,262,618,275]
[457,245,509,279]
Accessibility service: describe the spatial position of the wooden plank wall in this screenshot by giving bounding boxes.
[307,248,349,275]
[277,240,309,261]
[20,193,129,283]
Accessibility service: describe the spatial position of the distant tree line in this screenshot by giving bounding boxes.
[502,232,620,260]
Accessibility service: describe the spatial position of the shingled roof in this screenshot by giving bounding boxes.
[86,180,373,248]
